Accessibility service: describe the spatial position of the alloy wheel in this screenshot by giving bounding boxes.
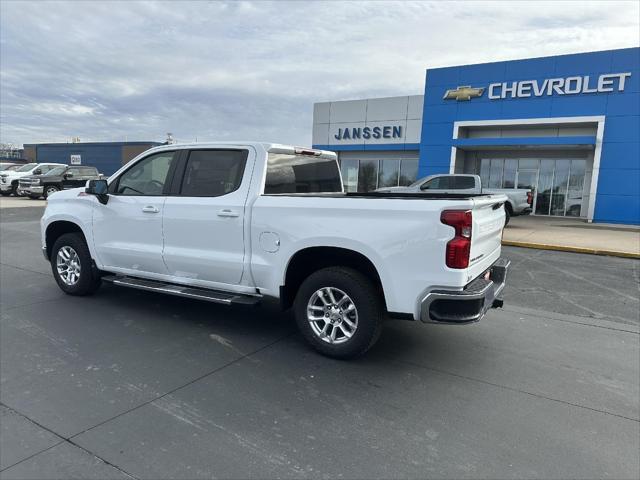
[306,287,358,344]
[56,246,81,286]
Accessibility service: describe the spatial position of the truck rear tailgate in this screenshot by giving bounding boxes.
[468,194,507,276]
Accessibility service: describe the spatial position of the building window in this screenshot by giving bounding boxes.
[566,159,586,217]
[489,158,503,188]
[399,159,418,186]
[340,159,359,192]
[503,159,517,188]
[357,159,378,192]
[338,156,419,192]
[378,159,400,188]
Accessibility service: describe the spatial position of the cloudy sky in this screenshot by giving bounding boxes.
[1,0,638,147]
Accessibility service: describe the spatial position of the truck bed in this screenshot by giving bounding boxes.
[264,192,497,200]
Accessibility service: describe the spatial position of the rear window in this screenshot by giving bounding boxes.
[455,176,476,189]
[264,153,342,194]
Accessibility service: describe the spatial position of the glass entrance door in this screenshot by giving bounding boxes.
[471,155,588,218]
[517,169,538,213]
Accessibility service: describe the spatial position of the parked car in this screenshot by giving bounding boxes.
[377,174,532,224]
[0,162,18,171]
[21,165,103,199]
[0,163,65,196]
[41,142,509,358]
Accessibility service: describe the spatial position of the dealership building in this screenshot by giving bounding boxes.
[313,47,639,224]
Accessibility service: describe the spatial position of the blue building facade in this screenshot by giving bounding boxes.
[23,141,161,176]
[313,47,639,224]
[421,47,639,224]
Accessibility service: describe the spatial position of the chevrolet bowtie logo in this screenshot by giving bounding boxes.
[443,85,485,101]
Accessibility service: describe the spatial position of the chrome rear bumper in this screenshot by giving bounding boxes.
[420,258,510,324]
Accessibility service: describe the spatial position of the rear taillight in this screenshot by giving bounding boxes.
[441,210,472,269]
[527,191,533,205]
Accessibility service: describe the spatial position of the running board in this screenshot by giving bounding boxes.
[102,275,261,306]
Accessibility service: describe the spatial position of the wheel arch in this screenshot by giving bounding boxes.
[280,246,385,311]
[504,201,514,214]
[45,220,88,260]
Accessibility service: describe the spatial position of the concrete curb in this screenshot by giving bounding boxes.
[502,240,640,259]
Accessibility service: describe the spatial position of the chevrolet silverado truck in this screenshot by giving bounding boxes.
[1,163,65,196]
[41,142,509,358]
[377,174,532,224]
[21,165,103,199]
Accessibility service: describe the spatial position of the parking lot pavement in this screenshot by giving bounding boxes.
[0,196,47,209]
[1,206,639,479]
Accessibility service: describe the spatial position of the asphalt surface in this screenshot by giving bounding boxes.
[1,206,639,479]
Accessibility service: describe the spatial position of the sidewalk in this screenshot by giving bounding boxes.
[503,215,640,258]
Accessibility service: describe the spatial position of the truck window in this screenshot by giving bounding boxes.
[421,176,451,190]
[111,151,176,196]
[454,176,475,189]
[265,153,342,194]
[180,150,247,197]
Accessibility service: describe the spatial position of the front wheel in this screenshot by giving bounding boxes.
[51,233,101,295]
[44,185,60,199]
[293,267,383,359]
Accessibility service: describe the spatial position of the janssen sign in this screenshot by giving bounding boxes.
[443,72,631,101]
[333,125,402,141]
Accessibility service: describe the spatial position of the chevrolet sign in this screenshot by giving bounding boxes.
[443,72,631,101]
[488,72,631,99]
[443,86,484,101]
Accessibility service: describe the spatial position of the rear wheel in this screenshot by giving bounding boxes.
[51,233,101,295]
[293,267,383,359]
[44,185,60,199]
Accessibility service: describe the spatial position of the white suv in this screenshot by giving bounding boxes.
[0,163,65,196]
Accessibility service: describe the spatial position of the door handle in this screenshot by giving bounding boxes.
[142,206,159,213]
[217,209,239,218]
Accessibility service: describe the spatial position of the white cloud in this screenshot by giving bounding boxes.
[1,0,638,147]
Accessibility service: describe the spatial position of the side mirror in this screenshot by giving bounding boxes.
[85,179,109,205]
[33,169,42,175]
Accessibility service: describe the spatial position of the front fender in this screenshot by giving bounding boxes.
[41,195,98,265]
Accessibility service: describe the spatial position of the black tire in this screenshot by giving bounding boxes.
[44,185,59,199]
[50,233,101,295]
[293,267,383,359]
[29,195,41,200]
[504,204,512,226]
[0,191,10,196]
[11,185,19,196]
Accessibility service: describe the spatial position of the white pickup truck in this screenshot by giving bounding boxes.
[377,174,532,224]
[41,142,509,358]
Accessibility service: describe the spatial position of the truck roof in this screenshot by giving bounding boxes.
[143,142,337,157]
